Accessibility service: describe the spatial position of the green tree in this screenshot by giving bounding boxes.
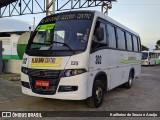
[141,45,149,51]
[157,40,160,45]
[155,40,160,50]
[155,45,159,50]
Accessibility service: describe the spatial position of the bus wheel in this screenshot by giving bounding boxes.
[86,80,104,108]
[124,72,133,89]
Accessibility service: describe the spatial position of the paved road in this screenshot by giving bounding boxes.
[0,66,160,119]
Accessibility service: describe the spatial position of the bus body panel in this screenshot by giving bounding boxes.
[64,52,89,70]
[88,49,141,92]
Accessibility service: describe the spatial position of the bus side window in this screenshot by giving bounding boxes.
[150,53,153,58]
[91,21,107,49]
[126,32,133,51]
[133,35,138,52]
[138,37,141,52]
[99,22,107,47]
[107,24,116,49]
[117,28,126,50]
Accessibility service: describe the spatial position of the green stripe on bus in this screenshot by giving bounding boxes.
[3,55,20,59]
[121,60,141,64]
[157,60,160,64]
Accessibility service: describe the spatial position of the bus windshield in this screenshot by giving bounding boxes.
[27,12,93,52]
[142,52,148,60]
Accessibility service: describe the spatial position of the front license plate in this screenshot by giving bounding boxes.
[35,80,49,87]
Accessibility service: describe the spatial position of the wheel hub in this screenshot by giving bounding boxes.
[129,78,132,85]
[96,87,102,102]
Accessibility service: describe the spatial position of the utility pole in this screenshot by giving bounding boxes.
[101,0,116,15]
[46,0,55,16]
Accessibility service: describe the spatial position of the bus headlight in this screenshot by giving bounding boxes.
[64,69,87,77]
[21,67,29,75]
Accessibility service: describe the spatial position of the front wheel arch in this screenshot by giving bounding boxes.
[93,71,108,91]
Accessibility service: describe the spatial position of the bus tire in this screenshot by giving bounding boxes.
[124,72,133,89]
[86,80,104,108]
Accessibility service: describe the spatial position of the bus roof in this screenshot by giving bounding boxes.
[46,10,139,36]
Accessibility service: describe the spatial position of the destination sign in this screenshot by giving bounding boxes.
[31,57,62,67]
[40,12,94,24]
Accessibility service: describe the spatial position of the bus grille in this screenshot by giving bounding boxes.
[28,69,62,95]
[29,69,61,79]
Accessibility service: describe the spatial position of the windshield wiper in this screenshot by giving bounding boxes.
[51,41,74,53]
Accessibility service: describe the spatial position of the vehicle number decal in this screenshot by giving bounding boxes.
[71,61,78,66]
[95,55,102,64]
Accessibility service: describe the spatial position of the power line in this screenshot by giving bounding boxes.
[113,3,160,6]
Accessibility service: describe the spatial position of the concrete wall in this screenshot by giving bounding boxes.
[3,59,22,74]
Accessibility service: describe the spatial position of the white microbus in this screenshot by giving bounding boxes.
[154,51,160,65]
[142,51,159,65]
[21,10,141,108]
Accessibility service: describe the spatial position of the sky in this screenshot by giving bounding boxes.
[0,18,31,32]
[4,0,160,50]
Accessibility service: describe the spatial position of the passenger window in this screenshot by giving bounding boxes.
[91,21,107,49]
[126,32,133,51]
[99,23,107,46]
[133,35,138,52]
[107,24,116,48]
[138,37,141,52]
[117,28,126,50]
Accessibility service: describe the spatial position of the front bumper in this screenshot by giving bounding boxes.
[21,71,88,100]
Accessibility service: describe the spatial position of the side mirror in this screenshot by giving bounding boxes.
[95,27,104,41]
